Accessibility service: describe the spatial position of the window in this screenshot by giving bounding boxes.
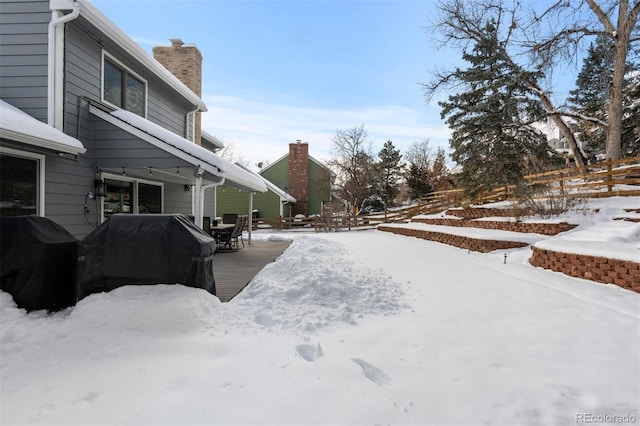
[138,183,162,214]
[103,179,133,219]
[102,176,162,220]
[102,54,146,117]
[0,150,43,217]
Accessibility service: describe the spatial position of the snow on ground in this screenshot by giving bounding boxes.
[381,222,548,245]
[1,198,639,426]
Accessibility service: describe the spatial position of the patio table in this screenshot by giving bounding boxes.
[211,223,236,252]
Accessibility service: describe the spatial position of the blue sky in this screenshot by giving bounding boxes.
[91,0,458,170]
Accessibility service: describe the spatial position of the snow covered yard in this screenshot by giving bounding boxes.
[1,201,639,425]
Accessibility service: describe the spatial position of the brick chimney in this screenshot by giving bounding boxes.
[288,140,309,215]
[153,38,203,145]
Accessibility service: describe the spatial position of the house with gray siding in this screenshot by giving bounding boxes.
[0,0,265,239]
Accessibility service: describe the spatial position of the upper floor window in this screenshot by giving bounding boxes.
[102,54,147,117]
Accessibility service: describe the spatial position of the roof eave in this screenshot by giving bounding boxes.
[0,129,86,155]
[65,0,207,112]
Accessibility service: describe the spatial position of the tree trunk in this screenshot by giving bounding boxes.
[534,86,587,173]
[506,55,587,172]
[607,34,629,160]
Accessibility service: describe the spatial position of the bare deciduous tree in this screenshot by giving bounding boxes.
[216,140,249,167]
[327,124,378,219]
[527,0,640,160]
[405,139,432,171]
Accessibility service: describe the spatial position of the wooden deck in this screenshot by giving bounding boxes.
[212,239,292,302]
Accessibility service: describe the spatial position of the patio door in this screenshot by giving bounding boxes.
[102,175,162,220]
[103,179,133,219]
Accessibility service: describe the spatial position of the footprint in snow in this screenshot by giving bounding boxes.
[351,358,393,386]
[296,343,323,362]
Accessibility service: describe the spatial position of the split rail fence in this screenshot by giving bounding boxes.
[250,156,640,231]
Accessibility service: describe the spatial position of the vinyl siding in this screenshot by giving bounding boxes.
[64,22,192,141]
[0,4,203,238]
[252,190,285,218]
[259,155,331,215]
[215,186,251,218]
[63,20,201,232]
[308,160,331,215]
[0,0,50,120]
[90,117,194,169]
[164,182,193,215]
[216,186,289,219]
[260,158,289,192]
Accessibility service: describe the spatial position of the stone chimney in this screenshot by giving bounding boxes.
[153,38,203,145]
[288,141,309,216]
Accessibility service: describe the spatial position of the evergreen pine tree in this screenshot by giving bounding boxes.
[429,147,452,192]
[406,163,431,199]
[622,70,640,156]
[439,20,552,198]
[377,140,404,207]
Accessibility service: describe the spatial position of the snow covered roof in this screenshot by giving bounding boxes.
[89,105,266,193]
[237,163,296,203]
[55,0,206,112]
[0,100,86,155]
[201,130,225,150]
[531,119,560,141]
[259,149,333,176]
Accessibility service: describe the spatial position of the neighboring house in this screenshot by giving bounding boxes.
[0,0,265,239]
[532,119,584,158]
[258,141,333,216]
[215,164,296,220]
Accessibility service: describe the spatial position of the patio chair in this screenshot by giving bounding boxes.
[215,215,246,252]
[230,215,248,249]
[222,213,238,224]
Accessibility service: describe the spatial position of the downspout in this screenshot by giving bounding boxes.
[48,1,80,129]
[248,192,254,245]
[197,177,225,229]
[188,106,199,143]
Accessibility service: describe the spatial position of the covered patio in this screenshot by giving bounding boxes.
[88,103,267,231]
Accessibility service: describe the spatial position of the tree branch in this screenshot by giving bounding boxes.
[585,0,616,34]
[552,110,609,128]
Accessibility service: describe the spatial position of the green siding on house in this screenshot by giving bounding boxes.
[253,190,284,218]
[308,160,331,215]
[215,186,250,219]
[260,154,331,216]
[215,185,293,220]
[260,159,289,192]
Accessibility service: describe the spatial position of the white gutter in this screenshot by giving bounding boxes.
[74,0,207,112]
[196,177,225,229]
[188,106,199,143]
[48,0,80,129]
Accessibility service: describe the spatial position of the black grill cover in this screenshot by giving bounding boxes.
[0,216,78,311]
[77,214,216,300]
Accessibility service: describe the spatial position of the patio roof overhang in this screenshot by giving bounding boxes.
[236,163,296,203]
[0,100,86,155]
[89,105,267,193]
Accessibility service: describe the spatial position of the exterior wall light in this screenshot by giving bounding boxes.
[94,179,106,197]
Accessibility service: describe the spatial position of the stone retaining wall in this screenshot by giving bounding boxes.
[412,217,577,236]
[378,226,529,253]
[529,246,640,292]
[445,207,526,219]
